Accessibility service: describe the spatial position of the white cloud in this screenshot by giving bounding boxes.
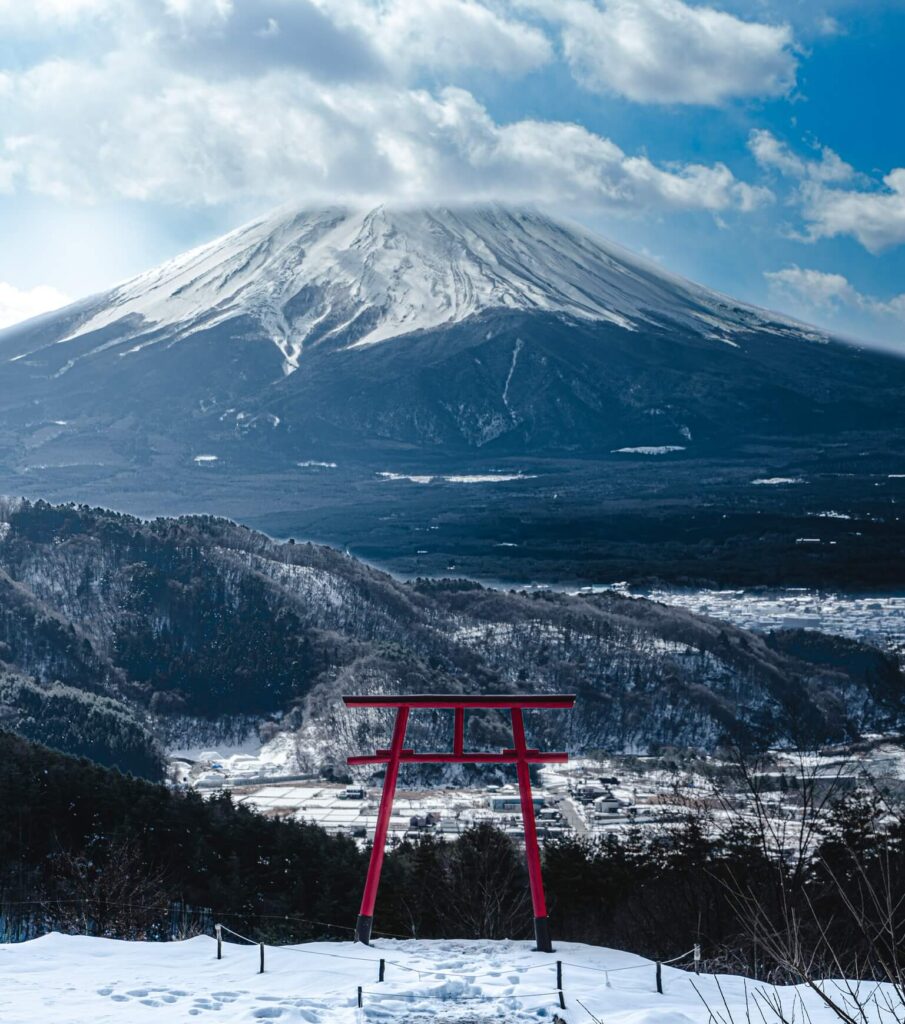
[765,266,859,309]
[747,131,905,253]
[0,282,70,329]
[766,265,905,321]
[816,15,844,37]
[527,0,797,105]
[0,53,766,215]
[0,1,551,83]
[315,0,553,76]
[800,170,905,253]
[748,129,853,183]
[163,0,234,25]
[0,0,112,24]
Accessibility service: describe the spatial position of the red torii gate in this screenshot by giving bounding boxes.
[342,693,576,953]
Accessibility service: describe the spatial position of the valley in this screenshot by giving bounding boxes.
[173,736,905,855]
[4,436,903,590]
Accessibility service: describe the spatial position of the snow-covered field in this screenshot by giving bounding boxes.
[639,588,905,653]
[1,933,887,1024]
[570,586,905,654]
[376,471,537,484]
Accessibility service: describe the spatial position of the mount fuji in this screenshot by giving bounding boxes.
[0,204,903,585]
[4,203,821,371]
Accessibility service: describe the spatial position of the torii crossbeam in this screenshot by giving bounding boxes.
[342,693,576,952]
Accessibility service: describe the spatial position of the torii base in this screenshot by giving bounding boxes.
[355,914,373,945]
[533,916,554,953]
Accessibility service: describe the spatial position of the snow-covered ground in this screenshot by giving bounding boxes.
[2,932,891,1024]
[640,588,905,653]
[571,586,905,654]
[610,446,686,455]
[376,471,537,484]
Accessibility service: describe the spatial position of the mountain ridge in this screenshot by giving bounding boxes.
[0,498,902,779]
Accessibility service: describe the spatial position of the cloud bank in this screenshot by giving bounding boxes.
[766,265,905,323]
[750,130,905,254]
[0,0,783,215]
[0,282,69,329]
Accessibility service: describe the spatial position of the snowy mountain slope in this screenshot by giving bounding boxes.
[3,204,820,377]
[0,933,891,1024]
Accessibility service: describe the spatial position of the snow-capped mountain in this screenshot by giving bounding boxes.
[8,203,818,378]
[0,203,903,586]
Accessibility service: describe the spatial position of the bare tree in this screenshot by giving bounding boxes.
[438,825,532,940]
[715,751,905,1024]
[41,839,171,940]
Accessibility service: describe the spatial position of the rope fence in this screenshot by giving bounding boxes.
[1,896,407,940]
[4,893,703,1011]
[212,920,703,1010]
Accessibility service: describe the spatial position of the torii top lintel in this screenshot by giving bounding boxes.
[342,693,576,709]
[341,693,575,766]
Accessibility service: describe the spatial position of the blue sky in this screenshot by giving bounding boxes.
[1,0,904,351]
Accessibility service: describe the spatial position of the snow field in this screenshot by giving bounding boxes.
[1,933,895,1024]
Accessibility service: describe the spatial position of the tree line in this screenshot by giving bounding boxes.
[3,728,905,991]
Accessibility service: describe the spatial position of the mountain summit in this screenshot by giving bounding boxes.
[6,203,816,378]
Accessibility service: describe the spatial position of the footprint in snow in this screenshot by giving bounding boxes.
[126,989,150,997]
[96,988,113,996]
[193,998,223,1011]
[140,999,161,1007]
[252,1009,283,1019]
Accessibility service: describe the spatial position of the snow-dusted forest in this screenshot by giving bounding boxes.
[1,498,901,780]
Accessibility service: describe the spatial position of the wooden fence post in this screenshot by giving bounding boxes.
[215,924,222,960]
[259,943,265,974]
[357,986,363,1008]
[694,944,701,974]
[557,960,565,1008]
[379,959,385,982]
[656,961,663,994]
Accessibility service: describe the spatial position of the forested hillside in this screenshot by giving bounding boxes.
[0,498,902,778]
[3,730,903,978]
